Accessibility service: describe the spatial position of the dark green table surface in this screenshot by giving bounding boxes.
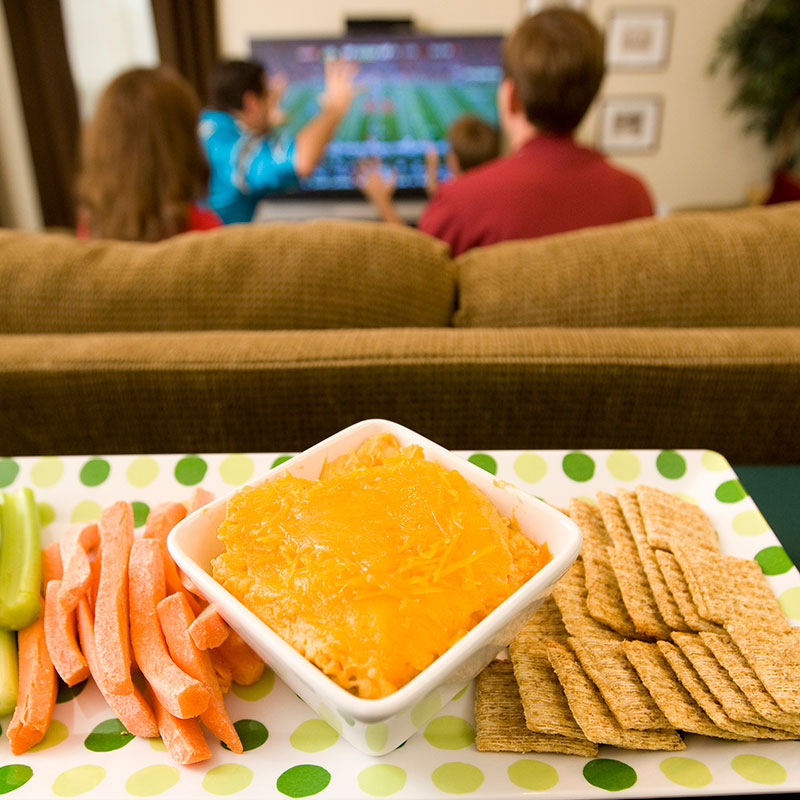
[732,465,800,569]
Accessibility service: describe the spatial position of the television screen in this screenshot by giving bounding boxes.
[250,33,503,198]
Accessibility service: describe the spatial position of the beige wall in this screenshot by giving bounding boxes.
[218,0,772,212]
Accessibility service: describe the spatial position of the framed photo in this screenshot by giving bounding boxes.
[597,95,662,154]
[523,0,589,15]
[606,7,672,70]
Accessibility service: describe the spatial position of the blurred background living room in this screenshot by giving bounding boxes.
[1,0,797,232]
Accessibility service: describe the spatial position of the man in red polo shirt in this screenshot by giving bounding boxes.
[418,8,654,256]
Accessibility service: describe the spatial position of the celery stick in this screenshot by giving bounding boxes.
[0,488,42,630]
[0,628,18,716]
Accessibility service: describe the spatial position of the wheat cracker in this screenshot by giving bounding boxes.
[597,491,670,639]
[636,484,719,552]
[568,636,671,731]
[655,550,724,633]
[617,489,689,632]
[657,640,795,740]
[568,498,638,638]
[546,640,684,750]
[475,660,598,756]
[700,631,800,731]
[550,559,622,642]
[724,622,800,714]
[622,639,754,740]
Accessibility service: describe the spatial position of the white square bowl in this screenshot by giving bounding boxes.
[167,419,582,755]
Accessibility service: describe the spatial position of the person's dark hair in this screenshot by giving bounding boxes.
[207,59,267,111]
[76,66,210,242]
[447,115,501,172]
[502,8,605,134]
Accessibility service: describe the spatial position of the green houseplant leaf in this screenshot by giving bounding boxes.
[711,0,800,170]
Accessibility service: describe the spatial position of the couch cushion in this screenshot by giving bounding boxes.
[0,220,454,332]
[454,202,800,327]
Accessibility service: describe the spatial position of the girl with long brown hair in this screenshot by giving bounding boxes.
[76,66,220,241]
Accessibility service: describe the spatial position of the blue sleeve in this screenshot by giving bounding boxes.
[241,136,299,196]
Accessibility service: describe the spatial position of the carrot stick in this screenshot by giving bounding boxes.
[58,522,99,612]
[188,604,230,650]
[75,595,158,738]
[44,579,88,686]
[143,502,205,616]
[213,629,264,686]
[147,686,211,765]
[143,503,186,595]
[210,649,232,694]
[6,609,57,754]
[158,592,242,752]
[41,541,63,585]
[93,501,134,695]
[187,487,215,513]
[128,538,209,719]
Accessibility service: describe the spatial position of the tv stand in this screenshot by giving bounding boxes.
[253,197,426,225]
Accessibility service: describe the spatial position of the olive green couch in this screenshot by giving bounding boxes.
[1,202,799,463]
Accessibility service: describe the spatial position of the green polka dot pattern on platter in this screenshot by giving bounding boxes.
[132,501,150,528]
[583,758,637,792]
[507,759,559,791]
[431,762,484,794]
[79,458,110,486]
[732,508,769,537]
[513,452,547,484]
[51,764,106,797]
[365,723,389,753]
[410,691,441,729]
[423,716,475,749]
[606,450,641,482]
[271,454,293,469]
[0,458,19,488]
[31,456,64,487]
[220,454,255,485]
[232,668,275,700]
[29,719,68,751]
[562,452,595,482]
[276,764,331,798]
[755,545,793,575]
[779,586,800,620]
[125,765,180,797]
[702,450,730,471]
[731,754,787,785]
[174,455,208,486]
[289,719,338,753]
[203,764,254,796]
[656,450,686,480]
[71,500,101,524]
[659,756,712,788]
[0,764,33,795]
[38,502,55,527]
[227,719,269,751]
[126,456,159,487]
[467,453,497,475]
[84,718,134,752]
[357,764,407,797]
[715,479,747,503]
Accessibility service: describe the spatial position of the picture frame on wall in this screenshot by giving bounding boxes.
[605,7,672,70]
[522,0,589,15]
[597,95,662,154]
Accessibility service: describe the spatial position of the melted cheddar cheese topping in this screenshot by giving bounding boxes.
[211,434,550,698]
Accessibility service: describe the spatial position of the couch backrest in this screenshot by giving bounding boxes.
[0,220,455,333]
[454,202,800,327]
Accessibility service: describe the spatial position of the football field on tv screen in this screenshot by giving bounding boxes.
[280,79,499,145]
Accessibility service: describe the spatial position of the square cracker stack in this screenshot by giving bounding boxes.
[475,484,800,754]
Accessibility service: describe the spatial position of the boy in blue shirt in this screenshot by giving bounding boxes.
[200,58,358,224]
